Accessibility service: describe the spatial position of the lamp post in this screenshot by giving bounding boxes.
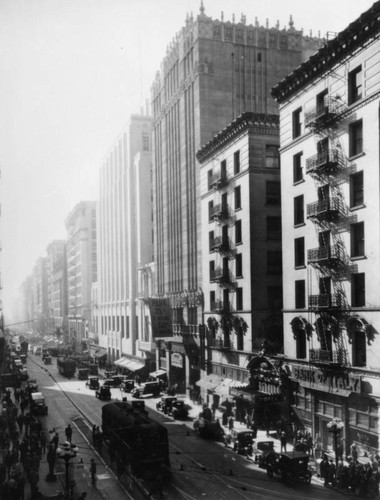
[327,417,344,468]
[56,441,79,499]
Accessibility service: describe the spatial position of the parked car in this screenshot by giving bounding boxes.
[253,440,276,467]
[120,379,135,393]
[105,370,117,379]
[30,392,48,416]
[78,368,89,380]
[229,429,255,455]
[171,400,189,420]
[96,385,111,400]
[26,379,39,394]
[86,376,100,390]
[156,395,177,414]
[102,378,120,388]
[131,381,161,399]
[267,451,312,485]
[19,368,29,381]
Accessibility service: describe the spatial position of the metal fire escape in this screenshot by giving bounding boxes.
[304,92,351,367]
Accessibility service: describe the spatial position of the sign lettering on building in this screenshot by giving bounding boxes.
[292,364,361,396]
[171,352,183,368]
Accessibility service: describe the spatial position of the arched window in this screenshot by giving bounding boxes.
[352,331,366,367]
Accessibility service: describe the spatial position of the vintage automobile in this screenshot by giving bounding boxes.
[171,400,189,420]
[86,376,100,390]
[43,356,52,365]
[20,354,27,364]
[131,381,161,399]
[229,429,255,455]
[30,392,48,416]
[26,379,39,394]
[78,368,89,380]
[267,451,312,485]
[88,363,98,376]
[19,368,29,381]
[120,379,135,393]
[96,385,112,401]
[105,370,117,379]
[253,440,276,467]
[102,377,121,388]
[156,395,177,414]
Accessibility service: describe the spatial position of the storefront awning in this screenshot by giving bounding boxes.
[149,369,167,378]
[195,374,223,391]
[124,360,145,372]
[93,349,107,359]
[214,378,249,398]
[114,357,128,367]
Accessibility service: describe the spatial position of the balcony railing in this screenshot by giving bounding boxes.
[209,171,228,189]
[304,97,346,129]
[208,337,234,350]
[210,236,231,253]
[306,197,342,220]
[308,293,342,310]
[210,300,230,313]
[307,244,342,265]
[306,148,340,175]
[210,267,235,287]
[209,204,230,222]
[309,348,348,365]
[173,323,189,335]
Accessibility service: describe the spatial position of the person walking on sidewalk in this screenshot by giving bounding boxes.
[90,459,97,485]
[65,424,73,443]
[280,431,287,452]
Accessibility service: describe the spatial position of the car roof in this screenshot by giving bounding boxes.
[31,392,44,399]
[279,451,309,459]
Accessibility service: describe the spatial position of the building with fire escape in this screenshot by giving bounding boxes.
[151,3,323,394]
[272,1,380,456]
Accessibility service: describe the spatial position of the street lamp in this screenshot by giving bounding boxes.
[56,441,79,499]
[327,417,344,468]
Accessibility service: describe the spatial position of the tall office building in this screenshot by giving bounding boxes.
[65,201,97,352]
[46,240,67,339]
[272,1,380,456]
[32,257,48,336]
[151,6,322,390]
[97,114,153,373]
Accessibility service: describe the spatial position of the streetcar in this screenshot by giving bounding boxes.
[57,357,76,377]
[102,401,170,478]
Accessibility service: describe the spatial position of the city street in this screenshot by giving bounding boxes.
[29,354,344,500]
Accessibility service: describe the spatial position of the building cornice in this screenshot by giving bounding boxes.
[272,1,380,103]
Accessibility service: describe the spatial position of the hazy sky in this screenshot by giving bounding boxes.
[0,0,375,312]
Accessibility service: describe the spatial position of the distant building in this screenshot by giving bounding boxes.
[97,114,153,374]
[65,201,97,352]
[32,257,48,336]
[272,1,380,456]
[197,112,284,417]
[46,240,67,340]
[151,5,322,393]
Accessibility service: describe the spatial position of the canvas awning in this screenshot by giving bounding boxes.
[93,348,107,359]
[125,360,145,372]
[114,357,128,367]
[195,374,223,391]
[149,369,167,378]
[214,378,249,398]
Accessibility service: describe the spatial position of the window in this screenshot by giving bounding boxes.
[236,288,243,311]
[266,181,281,205]
[234,151,240,174]
[294,195,304,225]
[235,220,242,244]
[349,120,363,157]
[209,231,214,252]
[209,260,215,280]
[257,52,262,62]
[208,200,214,221]
[352,273,365,307]
[207,169,213,190]
[235,254,243,278]
[350,171,364,208]
[296,330,306,359]
[351,222,364,258]
[316,89,328,116]
[265,145,280,169]
[142,133,149,151]
[126,316,130,339]
[234,186,241,210]
[292,107,302,138]
[293,152,303,183]
[267,216,282,240]
[210,290,215,310]
[221,159,227,181]
[352,331,366,367]
[267,251,282,274]
[294,237,305,267]
[348,65,362,105]
[295,280,305,309]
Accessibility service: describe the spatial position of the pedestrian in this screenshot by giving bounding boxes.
[280,431,287,452]
[90,459,97,485]
[52,432,59,449]
[65,424,73,443]
[228,417,234,433]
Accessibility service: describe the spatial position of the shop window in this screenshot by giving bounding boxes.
[234,150,240,174]
[348,65,363,105]
[234,186,241,210]
[235,220,242,244]
[266,181,281,205]
[352,331,366,367]
[350,171,364,208]
[265,145,280,169]
[349,120,363,157]
[296,330,306,359]
[293,152,303,183]
[292,107,302,138]
[351,221,365,257]
[295,280,305,309]
[267,216,282,240]
[294,195,304,225]
[294,237,305,267]
[351,273,365,307]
